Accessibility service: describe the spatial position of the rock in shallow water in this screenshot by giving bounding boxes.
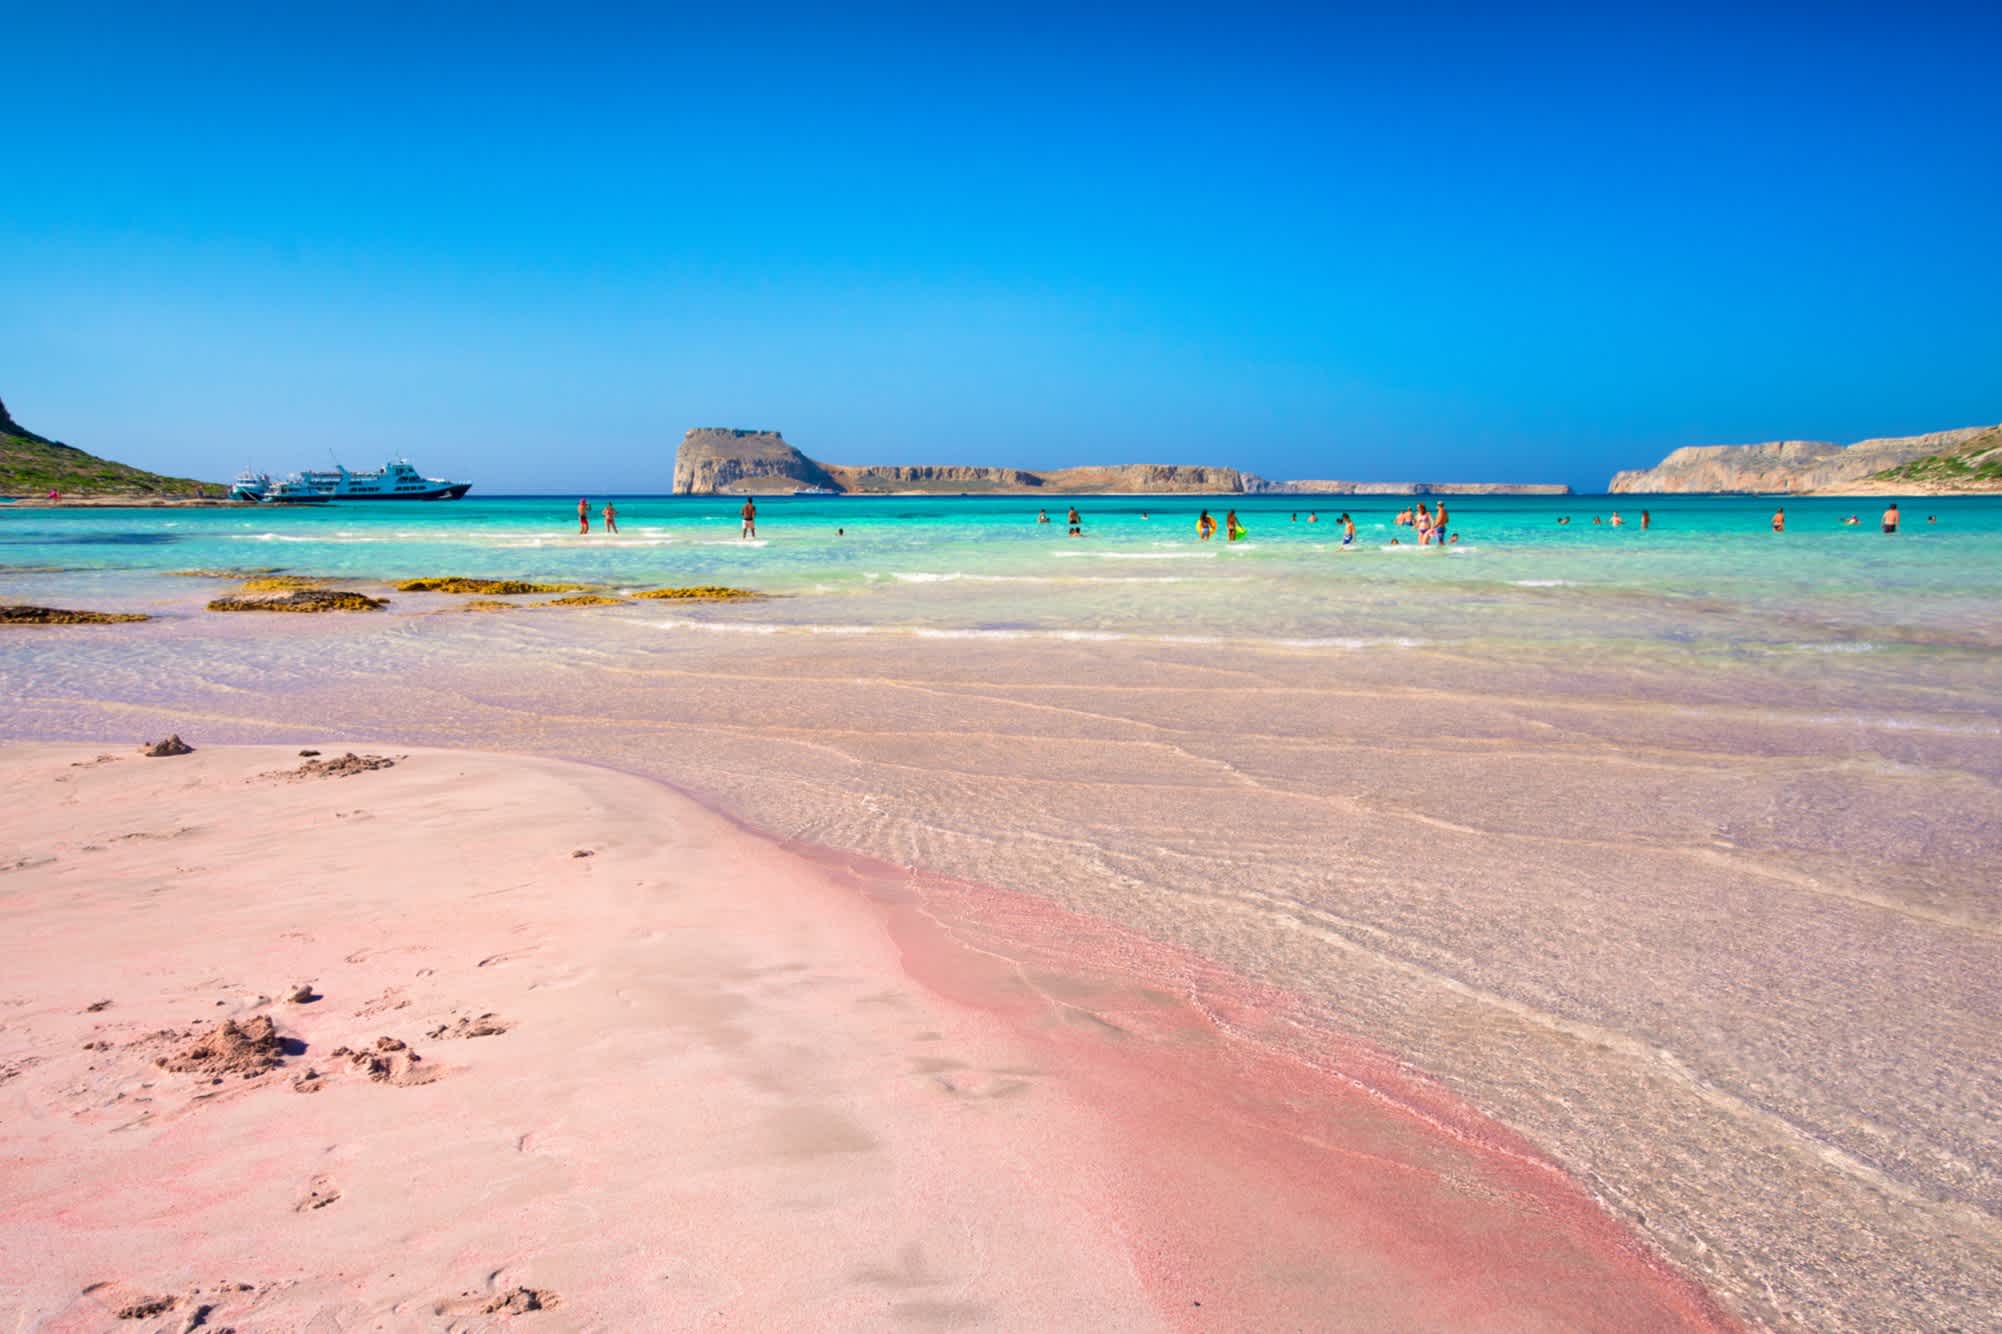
[0,604,150,624]
[206,590,384,613]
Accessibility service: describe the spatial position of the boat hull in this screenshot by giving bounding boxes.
[266,483,471,503]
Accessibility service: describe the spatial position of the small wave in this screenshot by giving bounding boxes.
[890,572,1203,585]
[1512,579,1575,587]
[645,618,1424,650]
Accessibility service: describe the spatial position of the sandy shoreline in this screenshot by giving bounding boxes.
[0,742,1726,1331]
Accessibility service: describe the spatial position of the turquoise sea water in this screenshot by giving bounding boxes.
[5,493,2001,657]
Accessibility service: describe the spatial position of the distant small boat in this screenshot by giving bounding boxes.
[258,459,472,503]
[790,485,840,496]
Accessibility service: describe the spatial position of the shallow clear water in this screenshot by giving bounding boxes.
[5,493,2000,657]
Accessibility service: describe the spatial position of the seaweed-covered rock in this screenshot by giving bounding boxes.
[0,605,151,624]
[207,590,384,613]
[235,575,337,592]
[630,586,764,601]
[139,735,194,757]
[545,594,626,607]
[395,577,589,595]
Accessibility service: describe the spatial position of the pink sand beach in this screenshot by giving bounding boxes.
[0,742,1729,1331]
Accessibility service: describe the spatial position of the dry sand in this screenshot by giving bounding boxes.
[0,744,1723,1331]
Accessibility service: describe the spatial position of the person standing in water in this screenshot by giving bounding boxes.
[1772,506,1786,534]
[1225,509,1246,541]
[1066,506,1082,537]
[1197,510,1216,541]
[577,498,590,535]
[741,497,758,540]
[1037,509,1050,524]
[1339,512,1356,546]
[1641,509,1651,531]
[1434,500,1449,543]
[602,501,618,534]
[1883,502,1900,534]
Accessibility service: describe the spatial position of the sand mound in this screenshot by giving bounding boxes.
[395,577,590,595]
[139,735,194,757]
[157,1015,285,1080]
[460,598,516,612]
[1,605,151,624]
[265,752,398,781]
[207,590,384,613]
[631,585,763,601]
[486,1287,558,1314]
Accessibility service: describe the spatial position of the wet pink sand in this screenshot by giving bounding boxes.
[0,743,1726,1328]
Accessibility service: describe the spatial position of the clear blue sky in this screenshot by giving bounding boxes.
[5,3,1999,492]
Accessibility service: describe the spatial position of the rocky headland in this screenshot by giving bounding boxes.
[0,394,221,499]
[1609,424,2002,495]
[671,428,1567,495]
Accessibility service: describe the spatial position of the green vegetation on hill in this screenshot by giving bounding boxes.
[0,395,220,496]
[1869,427,2002,488]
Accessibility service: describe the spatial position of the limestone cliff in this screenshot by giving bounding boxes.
[671,430,1564,496]
[1609,425,2000,494]
[671,429,1244,494]
[671,429,839,494]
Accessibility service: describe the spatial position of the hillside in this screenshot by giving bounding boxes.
[671,428,1565,496]
[1851,426,2002,493]
[0,396,219,497]
[1608,424,2000,494]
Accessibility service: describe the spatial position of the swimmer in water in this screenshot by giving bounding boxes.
[1610,510,1624,527]
[1558,516,1571,525]
[1772,506,1785,534]
[1067,506,1082,537]
[1037,509,1050,524]
[1882,503,1900,534]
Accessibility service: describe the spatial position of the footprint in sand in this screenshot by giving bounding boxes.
[353,986,411,1018]
[426,1013,511,1040]
[295,1175,341,1211]
[433,1275,560,1319]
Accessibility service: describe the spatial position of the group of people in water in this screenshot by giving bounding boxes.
[572,496,1945,544]
[1556,510,1649,528]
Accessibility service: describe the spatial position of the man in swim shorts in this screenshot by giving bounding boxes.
[577,498,590,535]
[741,498,758,540]
[1339,513,1355,546]
[1883,503,1900,533]
[1772,506,1786,534]
[1066,506,1082,537]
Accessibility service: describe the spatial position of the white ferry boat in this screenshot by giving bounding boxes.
[229,470,273,501]
[260,459,472,504]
